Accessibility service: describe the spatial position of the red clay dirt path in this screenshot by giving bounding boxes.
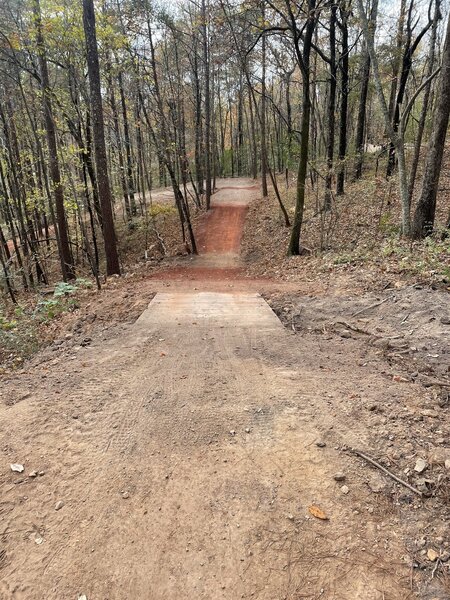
[196,187,257,255]
[150,179,261,283]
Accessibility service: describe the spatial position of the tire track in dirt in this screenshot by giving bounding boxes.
[40,321,215,590]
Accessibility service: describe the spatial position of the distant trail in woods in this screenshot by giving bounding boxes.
[151,177,259,277]
[0,179,419,599]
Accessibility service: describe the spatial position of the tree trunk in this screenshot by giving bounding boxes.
[357,0,411,236]
[353,0,378,180]
[386,0,432,177]
[387,0,407,125]
[336,3,349,196]
[202,0,212,209]
[82,0,120,275]
[408,0,441,203]
[261,6,268,198]
[118,71,136,216]
[108,68,131,221]
[412,12,450,238]
[324,3,337,210]
[288,0,316,255]
[34,0,75,281]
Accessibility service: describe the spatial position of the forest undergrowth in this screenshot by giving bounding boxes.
[242,153,450,294]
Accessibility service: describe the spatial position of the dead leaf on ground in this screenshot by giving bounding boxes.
[308,505,329,520]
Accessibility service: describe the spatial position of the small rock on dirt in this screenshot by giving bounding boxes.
[393,375,409,383]
[333,472,346,482]
[341,485,349,494]
[122,491,130,499]
[421,409,438,418]
[427,548,439,562]
[440,316,450,325]
[10,464,24,473]
[414,458,427,473]
[316,441,326,447]
[367,475,386,493]
[55,501,64,511]
[28,470,38,478]
[429,448,450,465]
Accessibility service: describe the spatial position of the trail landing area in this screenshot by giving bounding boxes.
[0,180,447,599]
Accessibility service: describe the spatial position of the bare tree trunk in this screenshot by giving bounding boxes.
[413,12,450,238]
[108,68,131,221]
[202,0,212,209]
[261,4,268,197]
[34,0,75,280]
[288,0,317,255]
[118,71,136,216]
[353,0,378,180]
[336,2,349,196]
[408,0,441,203]
[82,0,120,275]
[357,0,411,236]
[387,0,407,125]
[386,0,432,177]
[324,3,337,210]
[248,82,258,179]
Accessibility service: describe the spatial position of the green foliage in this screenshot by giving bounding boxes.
[220,148,234,177]
[331,250,369,266]
[379,214,401,236]
[0,314,18,331]
[0,278,93,370]
[381,235,450,279]
[148,204,177,217]
[34,278,91,322]
[332,253,355,265]
[53,281,78,297]
[0,305,39,369]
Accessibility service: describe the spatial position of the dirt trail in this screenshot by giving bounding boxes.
[0,179,432,599]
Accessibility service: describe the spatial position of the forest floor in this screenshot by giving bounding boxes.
[0,178,449,599]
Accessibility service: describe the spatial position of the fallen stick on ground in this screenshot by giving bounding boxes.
[421,377,450,388]
[352,297,391,317]
[431,558,441,579]
[353,449,423,497]
[335,320,372,335]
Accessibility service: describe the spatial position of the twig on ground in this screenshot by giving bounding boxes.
[291,307,302,334]
[291,317,297,334]
[431,558,441,579]
[421,377,450,388]
[352,296,391,317]
[335,320,372,335]
[352,449,423,497]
